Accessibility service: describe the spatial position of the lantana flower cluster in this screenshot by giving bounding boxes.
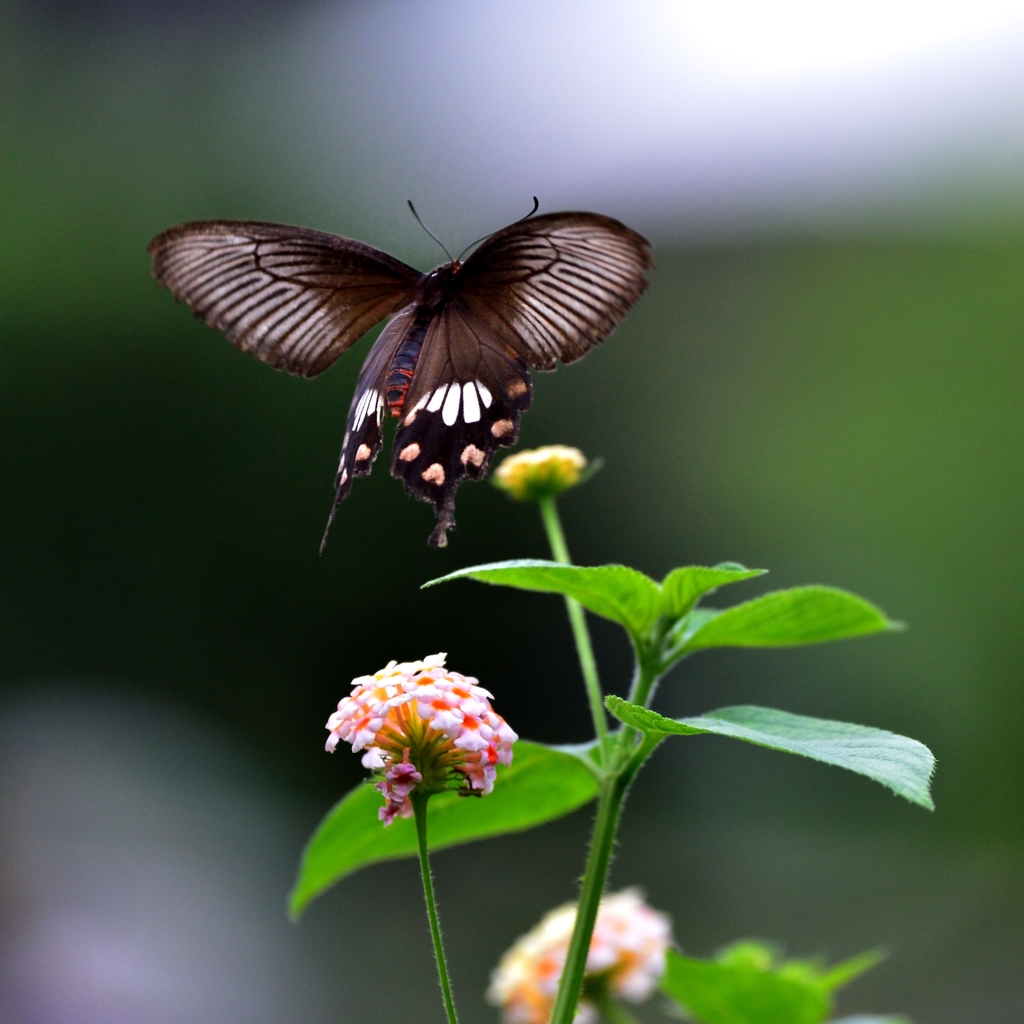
[488,889,672,1024]
[326,653,517,825]
[494,445,588,502]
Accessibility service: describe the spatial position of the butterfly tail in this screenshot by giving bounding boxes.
[319,491,344,555]
[428,502,456,548]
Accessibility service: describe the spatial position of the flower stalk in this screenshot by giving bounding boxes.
[539,495,610,765]
[413,791,460,1024]
[546,649,665,1023]
[546,772,630,1024]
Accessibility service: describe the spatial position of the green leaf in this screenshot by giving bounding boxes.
[661,949,831,1024]
[816,950,886,993]
[605,698,935,809]
[423,560,663,639]
[606,696,705,736]
[660,564,767,619]
[289,741,599,918]
[679,586,898,653]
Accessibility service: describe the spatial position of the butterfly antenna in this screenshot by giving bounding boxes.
[407,201,454,262]
[516,196,540,224]
[456,196,540,262]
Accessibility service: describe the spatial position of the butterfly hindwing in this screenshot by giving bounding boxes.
[319,307,417,550]
[390,303,533,546]
[149,221,422,378]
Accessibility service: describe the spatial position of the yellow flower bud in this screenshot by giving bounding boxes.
[494,445,588,502]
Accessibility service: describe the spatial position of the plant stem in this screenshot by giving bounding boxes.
[549,656,663,1024]
[548,771,630,1024]
[412,792,459,1024]
[539,496,610,763]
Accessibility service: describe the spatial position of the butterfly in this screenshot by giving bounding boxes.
[148,202,652,548]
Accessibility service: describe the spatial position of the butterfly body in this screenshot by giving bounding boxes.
[383,263,466,416]
[148,211,651,547]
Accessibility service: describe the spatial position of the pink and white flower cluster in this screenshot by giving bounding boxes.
[488,889,672,1024]
[326,653,517,825]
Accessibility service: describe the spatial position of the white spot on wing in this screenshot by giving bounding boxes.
[462,382,481,423]
[404,395,429,426]
[475,382,493,408]
[427,386,447,413]
[442,383,461,426]
[354,389,371,427]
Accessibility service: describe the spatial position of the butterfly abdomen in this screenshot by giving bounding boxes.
[385,316,431,416]
[384,265,462,416]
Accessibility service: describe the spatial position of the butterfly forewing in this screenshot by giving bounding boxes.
[454,212,653,371]
[149,221,422,378]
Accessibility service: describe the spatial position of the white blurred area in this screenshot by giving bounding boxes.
[243,0,1024,246]
[0,690,328,1024]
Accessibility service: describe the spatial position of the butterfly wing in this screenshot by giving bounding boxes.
[318,305,418,551]
[454,211,652,370]
[149,221,423,378]
[390,301,533,546]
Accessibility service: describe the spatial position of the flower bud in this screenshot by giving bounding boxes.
[494,445,588,502]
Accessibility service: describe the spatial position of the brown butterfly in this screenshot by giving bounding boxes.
[148,202,652,548]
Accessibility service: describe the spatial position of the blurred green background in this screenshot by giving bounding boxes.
[1,3,1022,1023]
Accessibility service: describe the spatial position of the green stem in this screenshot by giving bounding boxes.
[539,496,610,763]
[548,773,629,1024]
[412,792,459,1024]
[549,658,662,1024]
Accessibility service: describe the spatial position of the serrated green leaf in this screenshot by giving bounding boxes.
[423,560,663,639]
[605,698,935,809]
[661,949,831,1024]
[679,586,898,653]
[289,741,598,918]
[605,695,705,736]
[660,564,767,619]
